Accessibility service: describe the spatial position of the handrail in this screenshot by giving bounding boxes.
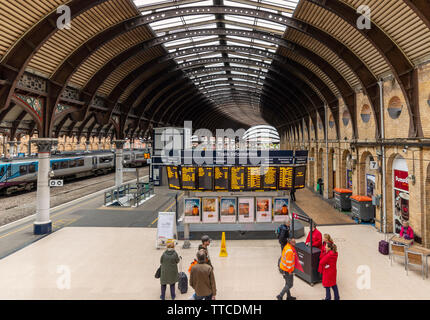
[104,181,154,207]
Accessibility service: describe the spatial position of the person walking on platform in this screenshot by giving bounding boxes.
[305,224,323,251]
[319,242,339,300]
[159,242,180,300]
[190,249,217,300]
[277,238,297,300]
[198,235,213,268]
[290,188,296,202]
[276,218,291,251]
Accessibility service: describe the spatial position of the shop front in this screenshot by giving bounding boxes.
[392,157,409,234]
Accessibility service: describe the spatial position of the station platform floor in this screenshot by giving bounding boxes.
[0,187,428,300]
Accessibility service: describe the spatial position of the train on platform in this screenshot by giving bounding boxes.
[0,149,151,195]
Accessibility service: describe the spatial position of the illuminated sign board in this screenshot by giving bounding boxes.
[166,166,181,190]
[278,166,293,190]
[181,166,197,190]
[263,167,277,190]
[214,166,229,191]
[230,166,246,191]
[294,166,306,189]
[198,167,214,191]
[246,167,262,191]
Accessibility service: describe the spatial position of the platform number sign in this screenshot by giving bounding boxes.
[49,180,64,187]
[369,161,379,170]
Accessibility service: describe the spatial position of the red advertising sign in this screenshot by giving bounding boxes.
[394,170,408,192]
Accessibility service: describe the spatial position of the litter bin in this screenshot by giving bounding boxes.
[350,195,375,223]
[334,188,352,211]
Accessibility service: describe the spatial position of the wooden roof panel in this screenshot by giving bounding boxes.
[27,0,138,77]
[69,26,154,89]
[0,0,66,60]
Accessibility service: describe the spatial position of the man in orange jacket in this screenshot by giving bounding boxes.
[277,238,297,300]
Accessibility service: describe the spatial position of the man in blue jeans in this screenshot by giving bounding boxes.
[190,249,217,300]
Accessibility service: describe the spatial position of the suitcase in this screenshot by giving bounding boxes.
[378,240,389,255]
[178,272,188,294]
[178,258,188,294]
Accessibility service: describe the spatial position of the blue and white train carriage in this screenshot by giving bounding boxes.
[0,149,150,195]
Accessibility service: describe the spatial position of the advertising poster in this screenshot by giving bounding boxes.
[366,174,375,197]
[183,198,201,224]
[220,197,237,223]
[346,169,353,190]
[393,169,409,234]
[256,197,272,223]
[202,197,219,223]
[273,197,289,222]
[238,197,255,223]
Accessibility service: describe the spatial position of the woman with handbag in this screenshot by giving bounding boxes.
[159,242,180,300]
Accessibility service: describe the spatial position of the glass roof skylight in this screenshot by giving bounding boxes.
[132,0,300,114]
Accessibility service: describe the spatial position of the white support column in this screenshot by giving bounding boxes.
[85,142,90,152]
[16,141,21,156]
[32,138,57,235]
[113,140,126,187]
[8,141,16,158]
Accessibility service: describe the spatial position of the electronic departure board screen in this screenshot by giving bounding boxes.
[198,167,213,191]
[181,166,197,190]
[246,167,262,190]
[230,166,246,191]
[214,166,229,191]
[278,166,294,190]
[166,166,181,190]
[294,166,306,189]
[263,167,278,190]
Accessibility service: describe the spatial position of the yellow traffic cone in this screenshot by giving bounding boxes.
[219,232,228,257]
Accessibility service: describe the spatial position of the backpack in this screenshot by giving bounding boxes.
[277,224,289,244]
[188,259,198,273]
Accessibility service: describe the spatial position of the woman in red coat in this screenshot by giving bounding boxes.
[319,242,339,300]
[318,234,334,274]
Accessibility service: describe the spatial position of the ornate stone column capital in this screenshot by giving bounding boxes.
[30,138,58,153]
[113,140,127,149]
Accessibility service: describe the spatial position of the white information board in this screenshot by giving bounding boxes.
[156,212,177,249]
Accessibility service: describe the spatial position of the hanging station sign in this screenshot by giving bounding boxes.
[197,166,213,191]
[166,165,181,190]
[230,166,246,191]
[214,166,230,191]
[181,166,197,190]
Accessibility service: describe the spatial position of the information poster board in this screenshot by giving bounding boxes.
[278,166,293,190]
[198,166,213,191]
[166,165,181,190]
[246,166,262,191]
[256,197,272,223]
[214,166,230,191]
[220,197,237,223]
[202,197,219,223]
[183,198,201,223]
[263,167,277,190]
[273,197,289,222]
[238,197,255,223]
[294,166,306,189]
[181,166,197,190]
[230,166,246,191]
[156,211,176,248]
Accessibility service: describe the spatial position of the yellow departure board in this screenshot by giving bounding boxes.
[198,167,213,190]
[263,167,278,190]
[214,166,229,191]
[294,166,306,189]
[181,166,197,190]
[230,166,246,191]
[246,167,262,190]
[278,166,293,190]
[166,166,181,190]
